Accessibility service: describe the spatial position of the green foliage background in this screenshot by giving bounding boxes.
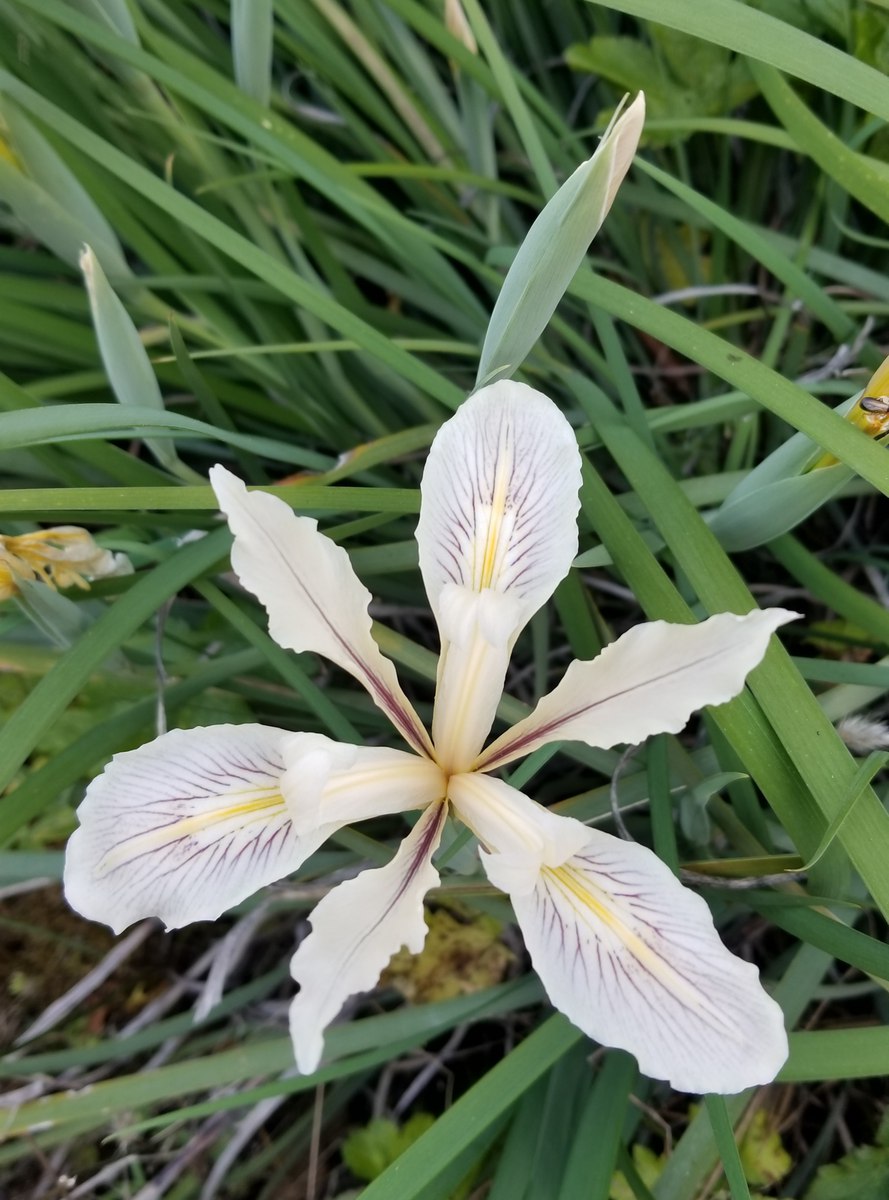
[0,1,888,1196]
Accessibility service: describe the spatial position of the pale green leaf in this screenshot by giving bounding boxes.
[0,101,128,278]
[80,247,201,481]
[231,0,273,107]
[476,94,644,386]
[706,466,854,552]
[67,0,137,44]
[593,0,889,121]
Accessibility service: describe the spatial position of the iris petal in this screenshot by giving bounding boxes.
[212,466,432,758]
[417,382,582,767]
[65,727,445,935]
[289,800,448,1073]
[477,609,798,772]
[488,826,788,1093]
[65,724,312,932]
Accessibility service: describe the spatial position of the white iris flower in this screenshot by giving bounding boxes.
[65,382,794,1093]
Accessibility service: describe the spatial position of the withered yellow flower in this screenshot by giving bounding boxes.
[0,527,132,601]
[812,353,889,469]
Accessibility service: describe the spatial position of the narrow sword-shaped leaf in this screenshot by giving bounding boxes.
[476,94,644,386]
[80,248,201,482]
[593,0,889,122]
[70,0,138,42]
[231,0,274,107]
[0,98,128,276]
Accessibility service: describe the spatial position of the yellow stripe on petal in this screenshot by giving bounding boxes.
[417,383,582,769]
[280,734,446,834]
[64,724,323,933]
[503,829,789,1093]
[448,771,588,893]
[67,730,445,940]
[98,789,287,873]
[417,381,581,643]
[475,453,513,591]
[542,863,706,1015]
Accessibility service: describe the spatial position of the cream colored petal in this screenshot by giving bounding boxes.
[66,724,445,937]
[289,801,448,1073]
[416,381,581,640]
[211,466,432,758]
[64,724,325,934]
[417,382,581,768]
[477,609,799,772]
[601,93,646,212]
[493,827,788,1093]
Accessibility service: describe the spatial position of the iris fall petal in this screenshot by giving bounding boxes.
[495,827,789,1094]
[416,382,581,767]
[64,724,317,933]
